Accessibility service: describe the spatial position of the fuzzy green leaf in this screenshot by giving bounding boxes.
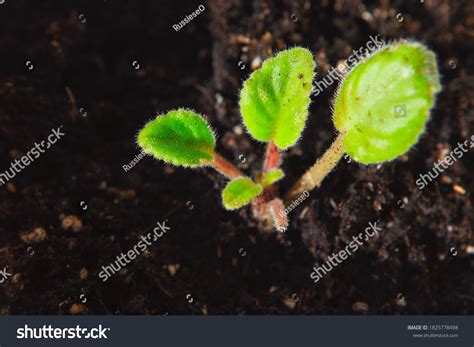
[333,41,441,164]
[240,47,316,150]
[257,168,285,187]
[137,109,215,167]
[222,177,263,210]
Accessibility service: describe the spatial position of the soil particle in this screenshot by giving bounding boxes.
[61,215,83,233]
[20,227,47,244]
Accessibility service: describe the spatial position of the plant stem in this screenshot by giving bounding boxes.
[211,153,245,179]
[267,198,288,231]
[285,132,345,204]
[263,140,281,172]
[254,141,283,231]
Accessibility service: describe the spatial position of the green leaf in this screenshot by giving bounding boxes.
[137,109,216,167]
[257,168,285,187]
[333,41,441,164]
[222,177,263,210]
[239,47,316,150]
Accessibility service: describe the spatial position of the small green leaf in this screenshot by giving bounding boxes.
[257,168,285,187]
[333,41,441,164]
[222,177,263,210]
[240,47,316,150]
[137,109,215,167]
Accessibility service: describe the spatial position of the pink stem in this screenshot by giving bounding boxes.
[263,141,281,172]
[267,198,289,232]
[211,154,245,179]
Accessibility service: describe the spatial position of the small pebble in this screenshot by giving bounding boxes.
[466,245,474,254]
[69,303,87,315]
[396,295,407,307]
[399,154,409,162]
[441,175,452,184]
[6,182,16,192]
[20,227,47,244]
[118,189,136,199]
[164,264,180,276]
[235,34,250,44]
[261,32,272,43]
[50,40,60,48]
[62,215,83,232]
[352,301,369,313]
[268,286,278,293]
[164,166,175,174]
[233,125,243,135]
[79,268,88,280]
[373,200,382,211]
[453,184,466,195]
[12,273,21,284]
[438,146,450,161]
[251,56,262,70]
[365,182,374,191]
[0,306,10,315]
[283,296,296,310]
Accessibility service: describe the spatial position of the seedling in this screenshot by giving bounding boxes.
[137,41,441,231]
[286,40,442,201]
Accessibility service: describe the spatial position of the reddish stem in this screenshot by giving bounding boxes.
[250,141,284,232]
[263,141,281,172]
[211,153,245,179]
[267,198,289,232]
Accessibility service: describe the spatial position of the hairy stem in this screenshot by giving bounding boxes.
[257,141,284,231]
[211,153,245,179]
[267,198,288,232]
[263,140,281,172]
[285,132,345,204]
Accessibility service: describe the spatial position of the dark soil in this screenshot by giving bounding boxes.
[0,0,473,315]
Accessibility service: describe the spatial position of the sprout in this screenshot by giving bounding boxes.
[286,41,441,201]
[137,42,441,231]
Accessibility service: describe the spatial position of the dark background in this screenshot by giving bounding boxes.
[0,0,473,314]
